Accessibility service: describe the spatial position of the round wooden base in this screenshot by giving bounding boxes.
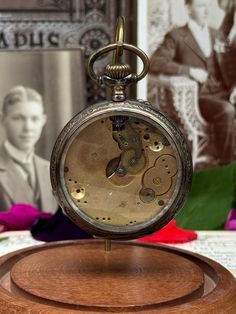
[0,240,235,313]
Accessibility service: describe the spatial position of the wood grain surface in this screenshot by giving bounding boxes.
[0,240,235,313]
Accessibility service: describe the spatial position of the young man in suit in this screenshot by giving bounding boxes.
[0,85,58,213]
[150,0,236,166]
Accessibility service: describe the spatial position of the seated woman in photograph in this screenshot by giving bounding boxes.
[0,85,58,213]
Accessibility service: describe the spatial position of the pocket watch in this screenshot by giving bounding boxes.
[50,17,192,242]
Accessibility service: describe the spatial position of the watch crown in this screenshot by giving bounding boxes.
[104,64,132,79]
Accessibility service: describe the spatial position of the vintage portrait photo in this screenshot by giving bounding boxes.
[0,49,86,213]
[144,0,236,169]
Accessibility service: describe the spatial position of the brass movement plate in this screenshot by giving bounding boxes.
[51,100,192,239]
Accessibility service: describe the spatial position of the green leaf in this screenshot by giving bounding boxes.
[176,161,236,230]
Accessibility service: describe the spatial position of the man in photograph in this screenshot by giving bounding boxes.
[150,0,236,166]
[219,0,236,46]
[0,85,58,213]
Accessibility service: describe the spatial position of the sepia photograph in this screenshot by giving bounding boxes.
[135,0,236,233]
[143,0,236,169]
[0,49,86,213]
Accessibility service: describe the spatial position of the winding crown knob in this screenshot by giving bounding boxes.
[104,64,132,79]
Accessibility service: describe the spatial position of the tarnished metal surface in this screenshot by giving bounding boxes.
[50,100,192,239]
